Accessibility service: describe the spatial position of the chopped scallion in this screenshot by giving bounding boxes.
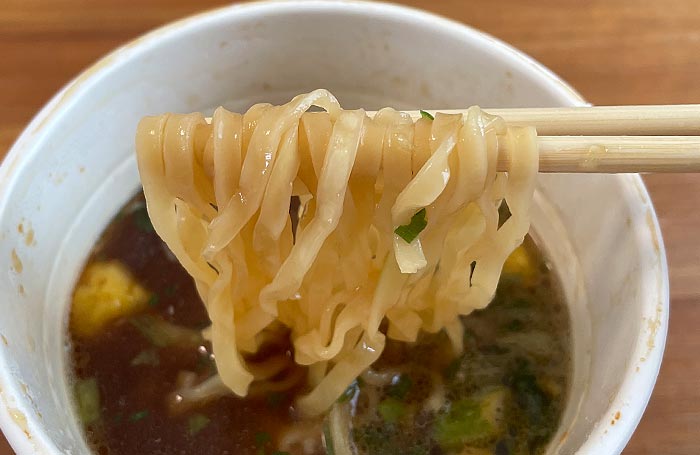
[337,380,359,403]
[129,410,149,422]
[187,413,211,436]
[387,374,412,400]
[130,349,159,367]
[130,315,203,347]
[394,208,427,243]
[255,431,271,446]
[323,422,335,455]
[378,397,407,424]
[420,110,435,120]
[147,294,160,307]
[75,377,100,425]
[133,207,154,233]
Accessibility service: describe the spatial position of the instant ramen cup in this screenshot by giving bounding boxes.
[0,2,668,454]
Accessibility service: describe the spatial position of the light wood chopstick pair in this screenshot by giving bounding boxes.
[418,104,700,173]
[207,105,700,173]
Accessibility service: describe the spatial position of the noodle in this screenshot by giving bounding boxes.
[135,89,538,417]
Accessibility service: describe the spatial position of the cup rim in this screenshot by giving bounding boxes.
[0,1,668,454]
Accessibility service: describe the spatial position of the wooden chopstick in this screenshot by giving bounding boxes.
[202,104,700,173]
[413,104,700,136]
[515,136,700,173]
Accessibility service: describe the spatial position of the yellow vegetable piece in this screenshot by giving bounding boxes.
[503,245,536,284]
[479,387,508,429]
[71,261,150,338]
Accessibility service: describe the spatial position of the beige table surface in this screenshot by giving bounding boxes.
[1,1,699,453]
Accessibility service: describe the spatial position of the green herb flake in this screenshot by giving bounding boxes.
[394,208,427,243]
[133,207,154,233]
[129,410,149,422]
[323,422,335,455]
[75,377,100,425]
[255,431,271,446]
[187,413,211,436]
[337,380,359,403]
[387,374,413,400]
[433,399,493,450]
[266,392,285,408]
[419,110,434,120]
[165,285,177,297]
[378,397,407,424]
[130,349,160,367]
[272,452,291,455]
[130,315,203,347]
[147,294,160,307]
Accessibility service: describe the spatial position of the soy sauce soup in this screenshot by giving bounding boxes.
[69,193,570,455]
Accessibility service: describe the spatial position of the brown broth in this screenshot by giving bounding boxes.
[69,193,570,455]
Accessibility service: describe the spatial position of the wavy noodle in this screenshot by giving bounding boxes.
[135,89,538,417]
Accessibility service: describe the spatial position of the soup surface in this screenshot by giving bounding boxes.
[69,193,570,455]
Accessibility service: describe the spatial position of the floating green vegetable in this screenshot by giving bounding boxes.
[267,392,285,408]
[323,422,336,455]
[255,431,271,446]
[394,208,427,243]
[147,294,160,307]
[505,359,558,447]
[165,284,177,297]
[129,410,149,422]
[187,413,211,436]
[130,315,203,347]
[75,377,100,425]
[130,349,159,367]
[434,399,494,450]
[337,380,359,403]
[419,110,434,120]
[378,397,407,424]
[133,206,154,233]
[387,374,412,400]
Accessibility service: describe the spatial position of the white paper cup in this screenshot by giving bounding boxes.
[0,2,668,454]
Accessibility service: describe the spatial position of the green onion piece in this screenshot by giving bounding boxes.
[75,377,100,425]
[255,431,271,446]
[130,349,160,367]
[323,422,336,455]
[133,207,154,233]
[272,452,291,455]
[387,374,412,400]
[147,294,160,307]
[378,397,407,424]
[129,410,149,422]
[419,110,435,120]
[433,399,493,450]
[337,380,358,403]
[266,392,285,408]
[187,413,211,436]
[394,208,428,243]
[130,315,203,347]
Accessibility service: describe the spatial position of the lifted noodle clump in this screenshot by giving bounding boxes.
[135,89,538,416]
